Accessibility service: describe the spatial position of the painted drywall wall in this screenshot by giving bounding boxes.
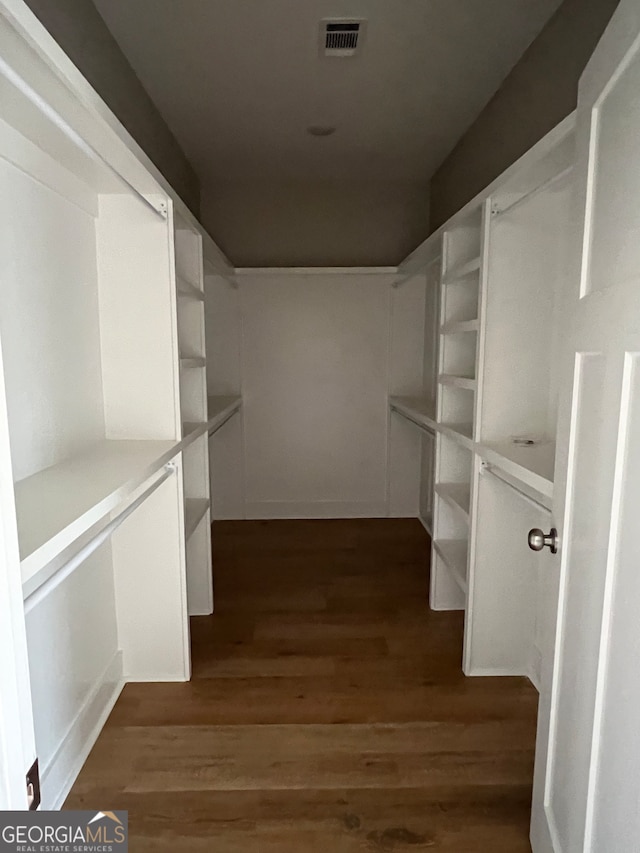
[201,182,429,268]
[23,0,200,214]
[429,0,619,230]
[210,271,428,518]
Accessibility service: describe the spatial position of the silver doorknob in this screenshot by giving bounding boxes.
[528,527,558,554]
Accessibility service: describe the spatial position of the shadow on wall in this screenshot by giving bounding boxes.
[201,181,430,268]
[429,0,620,231]
[23,0,201,215]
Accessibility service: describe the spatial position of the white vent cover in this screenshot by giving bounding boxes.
[319,19,366,57]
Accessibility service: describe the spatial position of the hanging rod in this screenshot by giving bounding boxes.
[492,165,574,220]
[23,465,175,614]
[390,405,437,436]
[480,463,551,514]
[0,57,167,220]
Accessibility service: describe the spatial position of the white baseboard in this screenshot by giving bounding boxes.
[126,673,190,683]
[244,500,388,519]
[464,663,536,684]
[43,651,124,810]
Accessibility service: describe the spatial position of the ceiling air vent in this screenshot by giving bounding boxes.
[320,19,366,57]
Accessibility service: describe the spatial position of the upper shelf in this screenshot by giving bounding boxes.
[180,356,206,369]
[16,439,180,585]
[388,398,473,449]
[182,421,209,448]
[479,439,555,502]
[443,256,480,286]
[208,395,242,435]
[176,274,204,301]
[439,374,477,391]
[389,396,437,433]
[441,319,479,335]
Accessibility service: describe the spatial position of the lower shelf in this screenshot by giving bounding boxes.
[184,498,210,541]
[435,483,471,522]
[389,396,437,433]
[434,538,468,594]
[180,356,206,368]
[419,511,433,536]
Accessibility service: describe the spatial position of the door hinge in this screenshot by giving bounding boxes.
[26,758,40,811]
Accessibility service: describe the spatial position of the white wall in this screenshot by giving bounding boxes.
[236,271,394,518]
[0,162,104,482]
[205,269,428,520]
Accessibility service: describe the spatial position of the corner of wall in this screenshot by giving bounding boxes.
[428,0,620,232]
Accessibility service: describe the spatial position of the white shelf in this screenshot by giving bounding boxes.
[441,319,479,334]
[439,374,477,391]
[182,421,208,448]
[208,395,242,435]
[180,356,206,368]
[443,256,480,285]
[16,440,179,585]
[176,274,204,301]
[439,422,474,451]
[184,498,210,541]
[479,439,555,502]
[435,483,471,522]
[434,539,469,594]
[389,396,437,433]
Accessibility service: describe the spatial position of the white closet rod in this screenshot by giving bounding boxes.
[0,57,166,220]
[23,465,174,614]
[480,464,551,514]
[208,409,239,436]
[390,406,436,437]
[493,165,574,219]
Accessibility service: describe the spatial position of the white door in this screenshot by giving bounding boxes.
[531,1,640,850]
[0,344,36,809]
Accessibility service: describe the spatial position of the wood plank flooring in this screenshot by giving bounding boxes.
[65,518,538,851]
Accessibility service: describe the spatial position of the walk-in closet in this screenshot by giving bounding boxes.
[0,0,570,796]
[2,0,638,850]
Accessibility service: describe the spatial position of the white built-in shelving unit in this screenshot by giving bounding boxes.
[173,210,213,616]
[390,114,576,685]
[0,0,241,809]
[204,255,244,521]
[431,203,487,609]
[388,252,440,532]
[0,0,577,810]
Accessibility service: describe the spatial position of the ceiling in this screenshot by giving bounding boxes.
[92,0,563,187]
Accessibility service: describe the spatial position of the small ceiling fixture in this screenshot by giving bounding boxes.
[306,125,337,137]
[319,19,366,58]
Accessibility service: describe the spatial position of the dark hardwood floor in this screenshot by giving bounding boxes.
[66,518,538,851]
